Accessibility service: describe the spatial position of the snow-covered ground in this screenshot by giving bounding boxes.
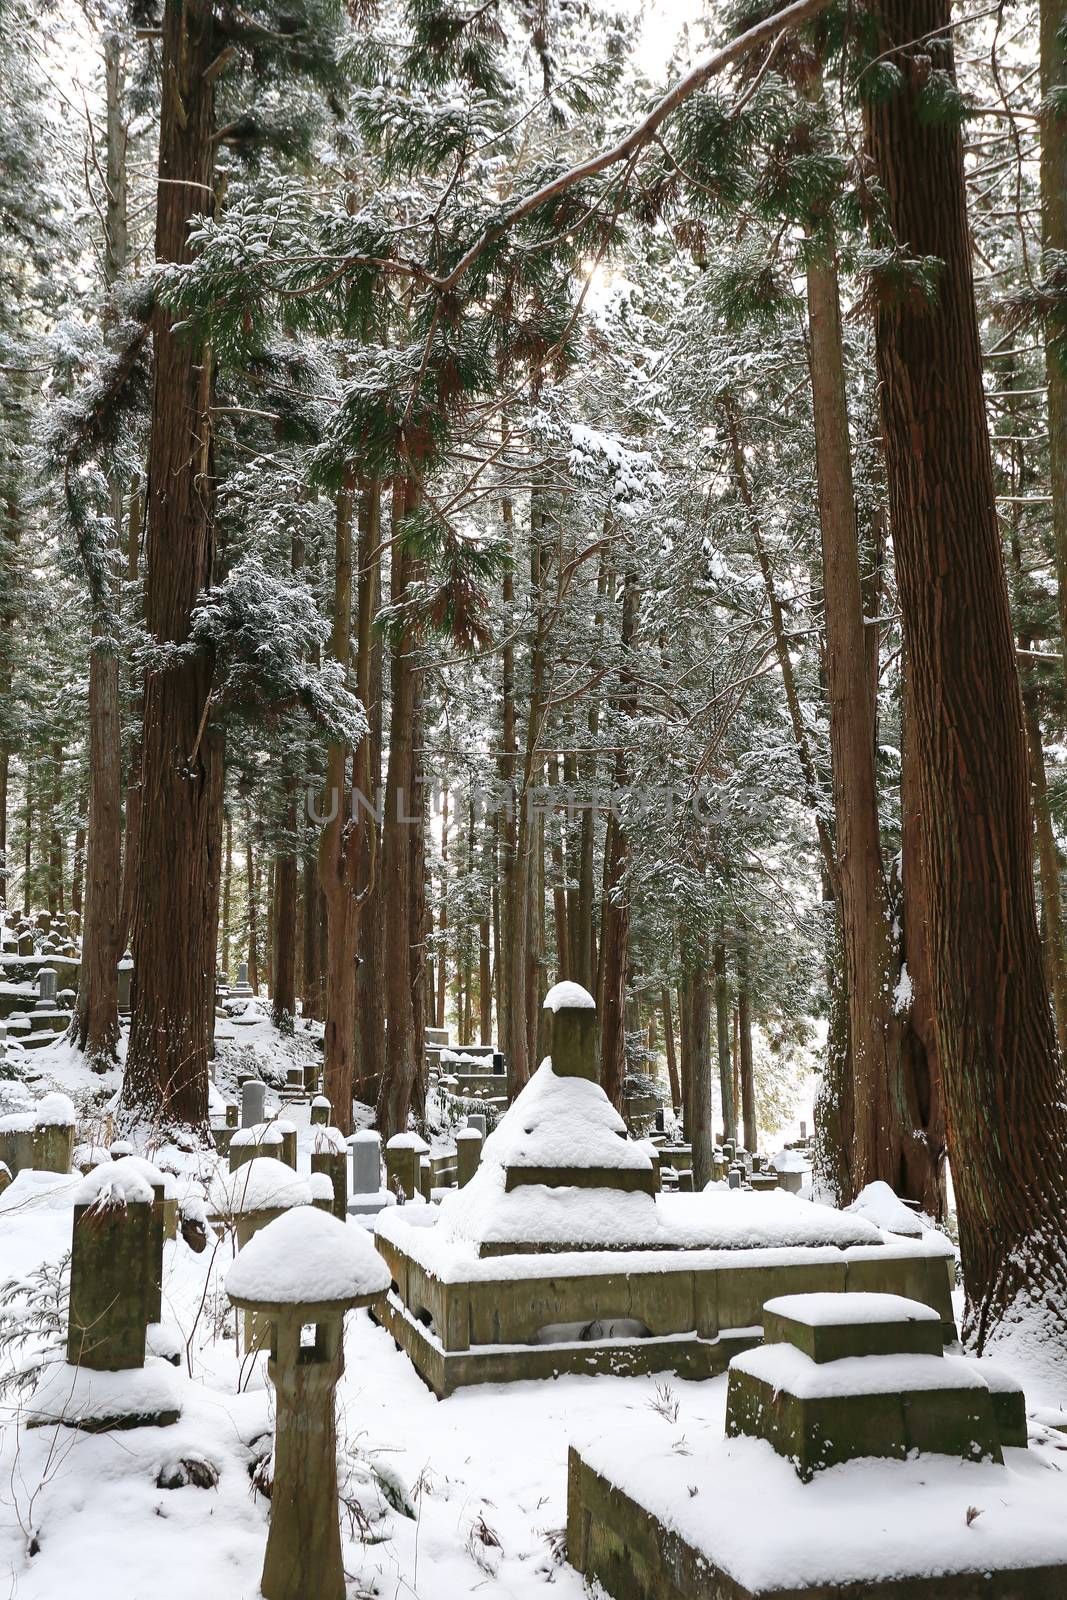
[3,1019,1067,1600]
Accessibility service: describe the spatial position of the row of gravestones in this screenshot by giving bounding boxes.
[211,1077,485,1219]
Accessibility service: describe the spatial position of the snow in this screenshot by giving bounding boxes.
[310,1125,347,1155]
[893,963,913,1013]
[350,1129,380,1145]
[25,1360,181,1428]
[730,1342,989,1399]
[542,980,595,1012]
[0,1168,80,1212]
[228,1122,283,1149]
[762,1291,940,1327]
[387,1131,429,1152]
[224,1206,391,1306]
[480,1059,649,1171]
[846,1179,928,1238]
[381,1192,925,1279]
[209,1157,316,1215]
[573,1411,1067,1592]
[34,1092,75,1127]
[116,1155,176,1199]
[73,1161,156,1208]
[771,1147,810,1172]
[0,1075,1062,1600]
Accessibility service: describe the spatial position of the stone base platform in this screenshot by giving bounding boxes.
[374,1217,955,1398]
[566,1441,1067,1600]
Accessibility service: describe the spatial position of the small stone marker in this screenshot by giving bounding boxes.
[35,967,57,1008]
[466,1111,487,1138]
[384,1134,421,1201]
[224,1207,390,1600]
[310,1127,349,1220]
[544,980,599,1079]
[456,1126,483,1187]
[350,1130,380,1194]
[419,1156,432,1202]
[242,1078,267,1128]
[68,1163,156,1370]
[728,1169,742,1191]
[117,954,133,1014]
[310,1094,331,1127]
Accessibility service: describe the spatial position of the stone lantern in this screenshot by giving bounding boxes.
[225,1206,390,1600]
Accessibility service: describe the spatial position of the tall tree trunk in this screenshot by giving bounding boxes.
[47,744,64,916]
[713,938,735,1144]
[661,986,681,1112]
[221,810,232,982]
[688,950,714,1188]
[320,479,377,1130]
[122,0,221,1133]
[806,242,911,1195]
[436,783,448,1030]
[865,0,1067,1344]
[377,483,420,1135]
[272,793,297,1031]
[1041,0,1067,698]
[246,815,259,994]
[356,584,385,1100]
[73,584,122,1067]
[738,953,756,1153]
[599,566,636,1107]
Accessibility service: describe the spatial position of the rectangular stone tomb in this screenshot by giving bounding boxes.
[566,1439,1067,1600]
[373,1217,955,1398]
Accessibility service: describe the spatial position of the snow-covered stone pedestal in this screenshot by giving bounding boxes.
[225,1207,390,1600]
[567,1291,1051,1600]
[30,1161,181,1431]
[375,985,957,1397]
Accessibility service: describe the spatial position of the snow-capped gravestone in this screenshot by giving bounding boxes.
[346,1130,394,1220]
[230,1121,284,1170]
[225,1207,390,1600]
[26,1162,181,1431]
[456,1126,483,1188]
[310,1094,332,1127]
[375,985,958,1396]
[0,1092,76,1177]
[241,1077,267,1128]
[385,1132,427,1201]
[309,1125,348,1220]
[568,1292,1041,1600]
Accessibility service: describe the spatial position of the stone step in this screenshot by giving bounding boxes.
[762,1291,944,1363]
[726,1342,1007,1478]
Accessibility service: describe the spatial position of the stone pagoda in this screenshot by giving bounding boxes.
[374,983,956,1397]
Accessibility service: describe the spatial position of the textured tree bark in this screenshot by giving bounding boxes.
[246,815,260,995]
[661,986,681,1112]
[436,783,448,1030]
[713,938,735,1144]
[806,248,908,1194]
[356,588,385,1101]
[898,655,947,1218]
[47,744,64,916]
[122,0,220,1133]
[738,954,756,1154]
[1024,693,1067,1061]
[376,482,420,1135]
[1041,0,1067,695]
[221,811,232,983]
[688,953,714,1188]
[599,567,636,1108]
[73,600,122,1068]
[271,794,297,1032]
[320,480,377,1131]
[866,0,1067,1342]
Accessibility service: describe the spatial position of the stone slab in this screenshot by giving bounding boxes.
[566,1448,1067,1600]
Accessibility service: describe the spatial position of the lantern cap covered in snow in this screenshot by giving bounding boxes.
[225,1204,390,1314]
